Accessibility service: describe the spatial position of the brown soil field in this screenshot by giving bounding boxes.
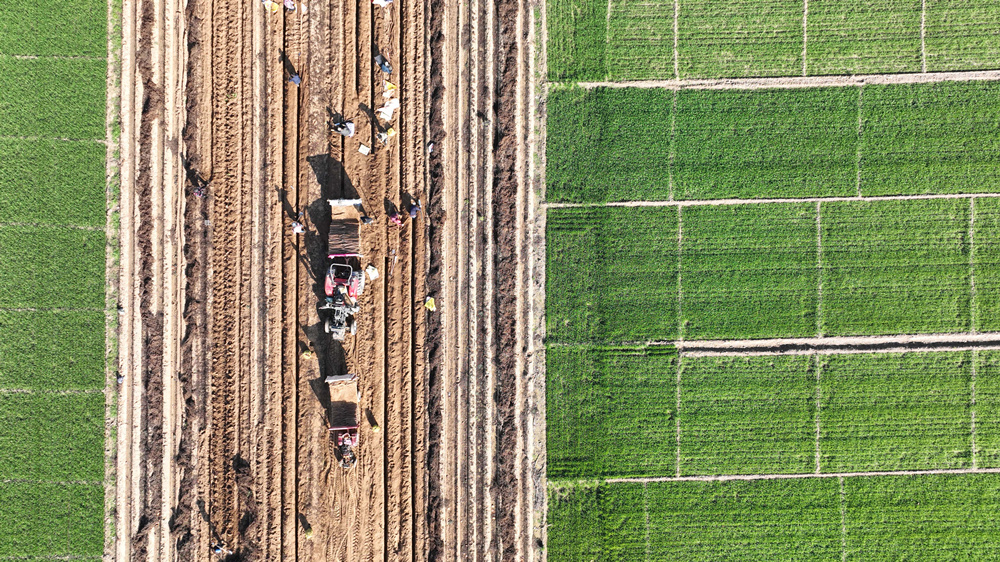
[113,0,543,556]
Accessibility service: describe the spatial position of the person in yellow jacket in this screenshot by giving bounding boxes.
[261,0,280,13]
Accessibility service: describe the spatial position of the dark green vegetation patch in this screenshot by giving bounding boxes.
[0,0,107,56]
[546,206,678,344]
[0,310,105,390]
[0,58,106,139]
[0,481,103,557]
[0,226,106,309]
[547,345,677,478]
[0,393,104,481]
[0,138,107,226]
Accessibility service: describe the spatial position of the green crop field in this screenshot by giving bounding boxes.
[844,473,1000,559]
[0,481,104,557]
[925,1,1000,72]
[547,345,677,478]
[0,58,106,139]
[0,226,106,309]
[673,87,858,200]
[0,3,109,559]
[677,0,803,79]
[818,352,971,472]
[859,81,1000,196]
[820,198,970,336]
[548,83,1000,203]
[975,198,1000,333]
[679,355,816,475]
[545,86,673,203]
[546,206,678,344]
[805,0,923,76]
[0,138,107,226]
[549,474,1000,560]
[548,0,1000,80]
[973,350,1000,467]
[0,310,105,390]
[680,203,818,339]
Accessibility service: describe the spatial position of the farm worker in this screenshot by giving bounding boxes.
[388,211,403,227]
[373,0,392,7]
[288,73,301,85]
[283,0,295,10]
[291,221,305,234]
[408,198,421,219]
[261,0,280,12]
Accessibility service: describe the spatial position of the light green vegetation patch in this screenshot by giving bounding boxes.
[548,479,842,560]
[925,0,1000,72]
[0,0,106,56]
[804,0,922,75]
[546,206,678,344]
[820,199,970,336]
[0,138,107,226]
[547,345,677,478]
[859,81,1000,196]
[546,87,672,203]
[606,1,674,81]
[0,58,106,139]
[0,310,104,390]
[677,0,802,79]
[973,350,1000,467]
[0,393,104,481]
[818,352,971,472]
[975,198,1000,332]
[681,203,817,339]
[843,473,1000,559]
[545,0,606,80]
[679,355,816,475]
[0,481,103,557]
[0,226,105,308]
[673,87,858,200]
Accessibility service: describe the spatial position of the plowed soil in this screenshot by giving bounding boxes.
[114,0,540,556]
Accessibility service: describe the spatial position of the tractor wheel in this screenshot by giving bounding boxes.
[324,318,332,334]
[349,318,357,335]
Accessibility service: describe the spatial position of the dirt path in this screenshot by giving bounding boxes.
[576,68,1000,90]
[545,192,1000,209]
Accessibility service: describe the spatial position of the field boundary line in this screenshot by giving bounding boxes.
[972,349,979,469]
[801,0,808,76]
[816,201,823,336]
[0,54,106,61]
[855,86,863,196]
[675,208,683,477]
[545,192,1000,209]
[672,0,678,80]
[573,69,1000,90]
[971,197,978,332]
[604,466,1000,483]
[814,354,822,474]
[0,222,106,232]
[0,478,102,485]
[0,307,104,312]
[838,476,847,561]
[604,0,612,80]
[549,331,1000,351]
[921,0,927,73]
[0,556,103,561]
[0,135,106,144]
[0,388,104,394]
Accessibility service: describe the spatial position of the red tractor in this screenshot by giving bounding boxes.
[321,200,366,341]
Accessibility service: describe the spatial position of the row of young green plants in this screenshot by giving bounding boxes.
[547,81,1000,202]
[548,0,1000,81]
[548,347,998,479]
[548,472,1000,561]
[548,198,1000,344]
[0,0,110,558]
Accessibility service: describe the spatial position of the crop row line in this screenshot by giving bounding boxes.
[0,135,106,144]
[0,54,106,61]
[0,557,103,561]
[0,388,104,395]
[0,307,105,312]
[0,478,102,486]
[544,191,1000,209]
[594,466,1000,484]
[0,222,106,232]
[574,69,1000,91]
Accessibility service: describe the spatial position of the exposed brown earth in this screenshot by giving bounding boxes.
[115,0,538,554]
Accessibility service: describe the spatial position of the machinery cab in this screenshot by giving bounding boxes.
[325,262,365,299]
